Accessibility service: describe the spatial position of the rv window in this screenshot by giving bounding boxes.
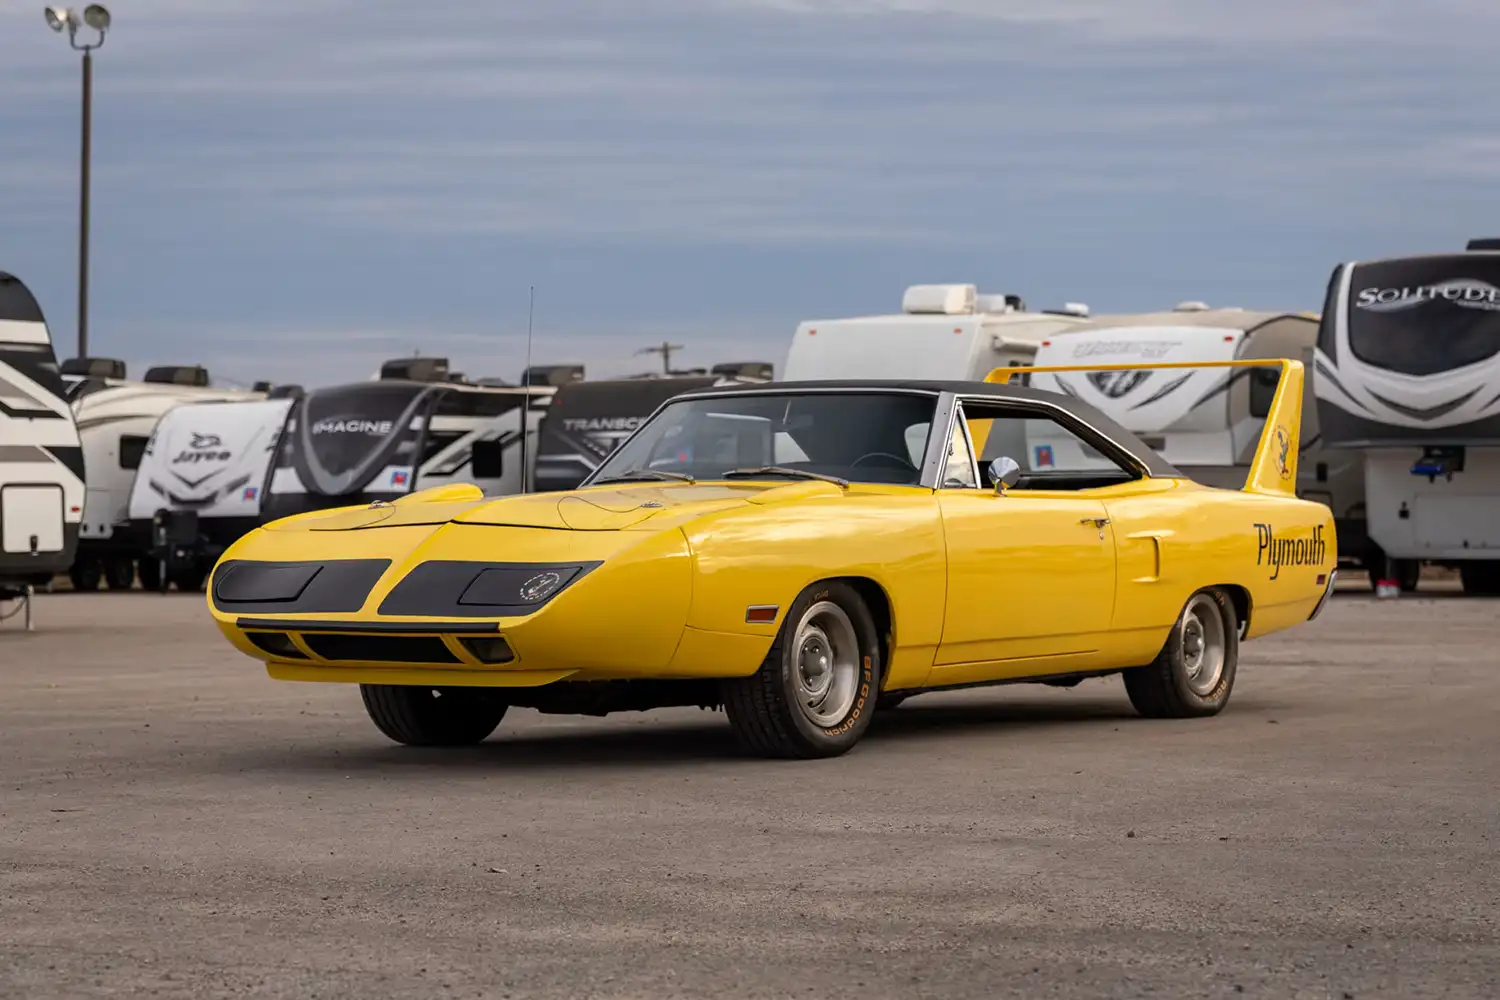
[421,431,465,464]
[471,438,504,479]
[1249,368,1279,418]
[119,435,149,470]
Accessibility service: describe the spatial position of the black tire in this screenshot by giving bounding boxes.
[359,685,509,747]
[138,557,162,592]
[721,580,883,759]
[68,560,103,592]
[104,557,136,591]
[1123,587,1239,719]
[1459,561,1500,596]
[169,564,208,593]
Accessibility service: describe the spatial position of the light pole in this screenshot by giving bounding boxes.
[44,5,111,360]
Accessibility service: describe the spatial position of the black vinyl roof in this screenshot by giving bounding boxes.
[676,377,1186,479]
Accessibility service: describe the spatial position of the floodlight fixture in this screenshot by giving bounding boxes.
[82,4,110,31]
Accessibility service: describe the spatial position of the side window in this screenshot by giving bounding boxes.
[961,399,1140,491]
[1249,368,1279,418]
[119,435,149,470]
[941,408,979,488]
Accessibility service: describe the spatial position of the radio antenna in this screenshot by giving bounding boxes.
[519,285,535,494]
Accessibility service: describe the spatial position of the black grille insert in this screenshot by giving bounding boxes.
[246,631,307,659]
[300,633,460,664]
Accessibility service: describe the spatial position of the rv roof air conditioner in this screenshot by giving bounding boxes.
[379,356,450,382]
[974,293,1028,314]
[1041,302,1090,318]
[902,284,977,316]
[143,365,210,387]
[1173,300,1211,312]
[710,362,774,381]
[522,364,586,386]
[1466,238,1500,251]
[60,356,127,379]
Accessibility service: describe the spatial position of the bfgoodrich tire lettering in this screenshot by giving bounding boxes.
[360,685,508,746]
[722,581,883,759]
[1123,587,1239,719]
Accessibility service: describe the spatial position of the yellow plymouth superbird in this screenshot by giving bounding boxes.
[206,360,1336,758]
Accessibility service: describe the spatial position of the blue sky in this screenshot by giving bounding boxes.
[2,1,1497,387]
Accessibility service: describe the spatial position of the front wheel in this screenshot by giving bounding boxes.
[722,581,883,759]
[360,685,509,746]
[1123,588,1239,719]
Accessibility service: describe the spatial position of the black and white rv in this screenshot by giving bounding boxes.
[1314,240,1500,594]
[0,272,85,601]
[125,392,299,591]
[64,362,264,590]
[259,364,550,520]
[531,370,773,492]
[1021,304,1365,567]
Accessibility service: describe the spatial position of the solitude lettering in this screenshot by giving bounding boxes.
[1255,523,1326,580]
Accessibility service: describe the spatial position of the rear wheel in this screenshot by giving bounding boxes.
[104,557,136,591]
[68,559,102,592]
[168,563,208,593]
[722,581,882,759]
[359,685,508,746]
[1459,561,1500,596]
[1123,588,1239,719]
[138,557,162,592]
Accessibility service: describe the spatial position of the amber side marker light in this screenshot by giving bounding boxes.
[745,605,779,624]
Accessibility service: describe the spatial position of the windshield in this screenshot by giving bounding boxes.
[589,391,938,486]
[1337,255,1500,376]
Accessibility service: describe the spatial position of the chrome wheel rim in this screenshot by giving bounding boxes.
[790,601,860,727]
[1180,593,1227,696]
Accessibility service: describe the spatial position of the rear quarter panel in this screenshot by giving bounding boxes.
[680,492,946,690]
[1102,482,1335,664]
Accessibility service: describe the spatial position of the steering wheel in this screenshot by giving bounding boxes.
[850,451,919,471]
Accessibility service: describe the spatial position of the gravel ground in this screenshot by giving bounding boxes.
[1,585,1495,999]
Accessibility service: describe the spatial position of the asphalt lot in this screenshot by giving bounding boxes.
[1,585,1496,1000]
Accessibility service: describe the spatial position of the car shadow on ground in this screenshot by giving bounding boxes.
[211,691,1285,776]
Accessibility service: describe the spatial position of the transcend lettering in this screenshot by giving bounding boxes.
[1254,523,1326,580]
[563,416,643,433]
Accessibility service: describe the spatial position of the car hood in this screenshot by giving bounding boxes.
[263,480,846,533]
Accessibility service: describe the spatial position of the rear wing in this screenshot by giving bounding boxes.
[985,358,1306,495]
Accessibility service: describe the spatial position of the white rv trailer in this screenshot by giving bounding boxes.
[784,284,1092,384]
[1314,239,1500,595]
[1018,304,1366,569]
[124,392,299,591]
[0,272,85,607]
[63,361,264,590]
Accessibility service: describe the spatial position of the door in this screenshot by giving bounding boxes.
[935,491,1116,669]
[929,398,1124,678]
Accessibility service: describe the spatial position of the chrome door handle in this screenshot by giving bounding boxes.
[1080,516,1110,539]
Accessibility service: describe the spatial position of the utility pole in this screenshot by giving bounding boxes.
[637,340,685,375]
[44,5,112,360]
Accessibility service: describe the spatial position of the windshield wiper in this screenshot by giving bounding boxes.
[722,466,850,488]
[591,468,697,485]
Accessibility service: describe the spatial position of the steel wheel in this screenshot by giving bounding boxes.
[1179,591,1227,697]
[790,600,861,728]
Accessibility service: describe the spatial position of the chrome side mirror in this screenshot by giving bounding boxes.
[988,456,1021,493]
